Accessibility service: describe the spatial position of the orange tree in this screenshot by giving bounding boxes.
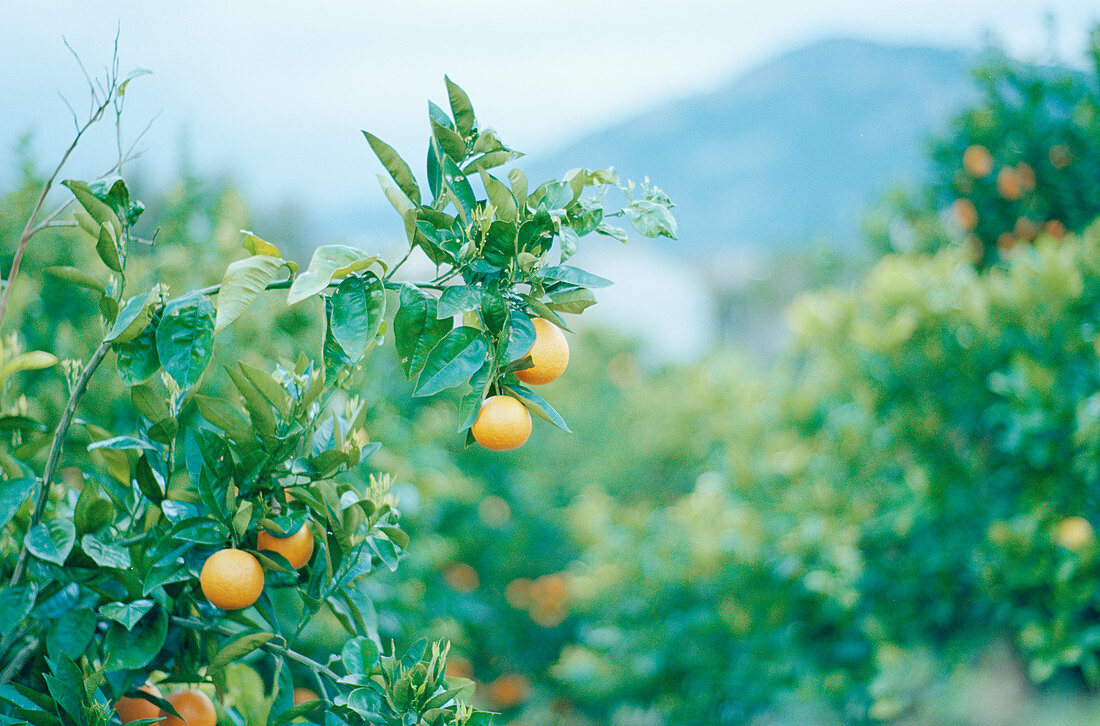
[870,26,1100,266]
[0,54,674,725]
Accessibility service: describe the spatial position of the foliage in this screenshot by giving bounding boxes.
[0,60,671,725]
[868,28,1100,266]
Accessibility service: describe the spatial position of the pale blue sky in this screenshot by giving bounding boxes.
[2,1,1098,220]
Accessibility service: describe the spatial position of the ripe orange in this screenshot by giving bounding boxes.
[163,689,216,726]
[444,562,480,592]
[293,687,319,705]
[962,144,993,178]
[996,167,1023,201]
[515,318,569,385]
[951,198,978,231]
[471,395,531,451]
[1043,219,1067,239]
[1055,516,1094,552]
[1014,217,1038,242]
[115,681,162,724]
[257,523,314,569]
[1015,162,1036,191]
[200,548,264,610]
[487,674,530,708]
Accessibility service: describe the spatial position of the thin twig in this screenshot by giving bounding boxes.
[9,339,112,587]
[0,79,116,331]
[171,617,341,681]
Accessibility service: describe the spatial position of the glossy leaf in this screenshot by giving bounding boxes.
[215,254,287,331]
[362,132,421,205]
[413,327,488,397]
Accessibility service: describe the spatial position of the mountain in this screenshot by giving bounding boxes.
[527,38,978,256]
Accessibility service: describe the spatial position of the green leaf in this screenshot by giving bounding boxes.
[288,245,376,306]
[595,223,629,243]
[0,478,35,531]
[62,180,121,237]
[479,170,517,222]
[463,150,519,174]
[623,198,678,239]
[104,605,167,670]
[436,285,483,319]
[547,287,598,314]
[508,168,528,207]
[25,520,76,565]
[215,255,287,331]
[43,266,105,293]
[393,284,452,378]
[414,327,489,397]
[432,120,467,163]
[457,363,493,432]
[0,584,37,645]
[196,395,253,441]
[0,352,58,388]
[241,230,282,257]
[362,132,421,205]
[541,265,613,288]
[539,181,574,212]
[114,315,160,386]
[212,632,277,667]
[505,384,571,432]
[99,600,154,630]
[45,610,95,661]
[96,223,122,272]
[441,157,476,220]
[81,534,131,569]
[105,288,159,343]
[330,273,386,360]
[445,76,476,138]
[238,362,292,418]
[504,310,537,363]
[156,292,215,390]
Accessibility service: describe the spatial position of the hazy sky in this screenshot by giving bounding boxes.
[2,1,1098,221]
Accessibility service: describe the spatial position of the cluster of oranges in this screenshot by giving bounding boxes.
[115,684,215,726]
[116,683,318,725]
[199,522,314,610]
[115,521,316,722]
[471,317,569,451]
[952,144,1071,256]
[504,572,570,627]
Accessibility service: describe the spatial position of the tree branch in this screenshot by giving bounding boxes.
[9,338,112,587]
[171,617,341,681]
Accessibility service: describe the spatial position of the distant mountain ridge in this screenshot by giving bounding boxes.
[527,38,978,256]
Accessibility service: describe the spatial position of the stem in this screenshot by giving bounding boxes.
[0,95,115,332]
[171,617,341,681]
[383,247,414,280]
[9,339,112,587]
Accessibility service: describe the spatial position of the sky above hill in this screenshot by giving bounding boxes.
[1,0,1097,223]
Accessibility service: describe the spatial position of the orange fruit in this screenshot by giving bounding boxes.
[963,144,993,178]
[515,318,569,385]
[1055,516,1094,552]
[996,232,1016,254]
[293,687,318,705]
[163,689,216,726]
[951,198,978,231]
[200,548,264,610]
[1043,219,1067,239]
[996,167,1023,200]
[471,395,531,451]
[1014,217,1038,242]
[257,523,314,569]
[1049,144,1072,169]
[115,681,162,724]
[445,654,473,680]
[487,674,530,708]
[444,562,480,592]
[1015,162,1036,191]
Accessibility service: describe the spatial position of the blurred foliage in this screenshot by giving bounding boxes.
[867,27,1100,266]
[8,25,1100,726]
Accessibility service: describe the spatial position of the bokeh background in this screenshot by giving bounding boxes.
[6,1,1100,723]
